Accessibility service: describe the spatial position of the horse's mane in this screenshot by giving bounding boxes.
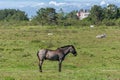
[58,45,74,49]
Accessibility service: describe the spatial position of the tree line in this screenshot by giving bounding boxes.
[0,4,120,27]
[88,4,120,26]
[0,9,28,21]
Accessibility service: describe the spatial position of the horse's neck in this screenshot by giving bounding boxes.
[62,47,70,55]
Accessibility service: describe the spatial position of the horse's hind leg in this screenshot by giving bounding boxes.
[37,49,47,72]
[39,60,43,72]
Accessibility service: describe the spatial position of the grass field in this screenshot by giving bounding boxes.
[0,26,120,80]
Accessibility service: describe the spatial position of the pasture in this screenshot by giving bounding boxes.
[0,26,120,80]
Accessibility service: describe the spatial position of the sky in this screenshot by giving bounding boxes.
[0,0,120,17]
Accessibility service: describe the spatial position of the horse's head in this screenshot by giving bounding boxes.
[69,45,77,56]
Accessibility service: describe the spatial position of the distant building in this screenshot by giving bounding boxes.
[76,10,90,20]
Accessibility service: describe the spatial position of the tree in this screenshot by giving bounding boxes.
[33,7,57,25]
[104,4,119,19]
[0,9,29,21]
[57,8,65,20]
[57,8,66,26]
[46,8,58,25]
[89,5,104,24]
[66,10,78,20]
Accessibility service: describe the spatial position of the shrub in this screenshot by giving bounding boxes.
[102,19,116,26]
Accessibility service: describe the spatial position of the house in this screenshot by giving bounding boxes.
[76,10,90,20]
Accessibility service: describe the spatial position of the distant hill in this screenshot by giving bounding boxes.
[3,1,120,18]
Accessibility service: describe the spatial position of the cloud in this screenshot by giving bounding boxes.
[49,1,66,6]
[100,0,106,6]
[18,2,46,8]
[30,2,45,7]
[0,1,46,9]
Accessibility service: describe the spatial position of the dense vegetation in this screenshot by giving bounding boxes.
[0,4,120,27]
[0,9,28,21]
[88,4,120,26]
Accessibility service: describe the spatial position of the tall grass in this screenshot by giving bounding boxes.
[0,26,120,80]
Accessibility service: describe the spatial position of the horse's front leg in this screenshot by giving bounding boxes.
[58,59,62,72]
[39,60,44,72]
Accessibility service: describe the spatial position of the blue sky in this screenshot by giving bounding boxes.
[0,0,119,17]
[0,0,119,8]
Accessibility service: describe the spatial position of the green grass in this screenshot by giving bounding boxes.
[0,26,120,80]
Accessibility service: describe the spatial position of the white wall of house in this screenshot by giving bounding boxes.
[77,11,90,20]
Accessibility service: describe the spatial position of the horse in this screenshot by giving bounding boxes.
[37,45,77,72]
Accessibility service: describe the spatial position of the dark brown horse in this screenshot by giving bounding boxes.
[37,45,77,72]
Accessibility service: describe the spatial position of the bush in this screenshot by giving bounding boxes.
[79,18,91,26]
[102,19,116,26]
[0,21,31,27]
[116,18,120,27]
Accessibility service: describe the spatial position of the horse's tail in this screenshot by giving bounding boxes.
[37,51,40,61]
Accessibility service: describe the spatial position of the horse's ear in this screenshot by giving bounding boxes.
[71,45,75,49]
[69,46,74,51]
